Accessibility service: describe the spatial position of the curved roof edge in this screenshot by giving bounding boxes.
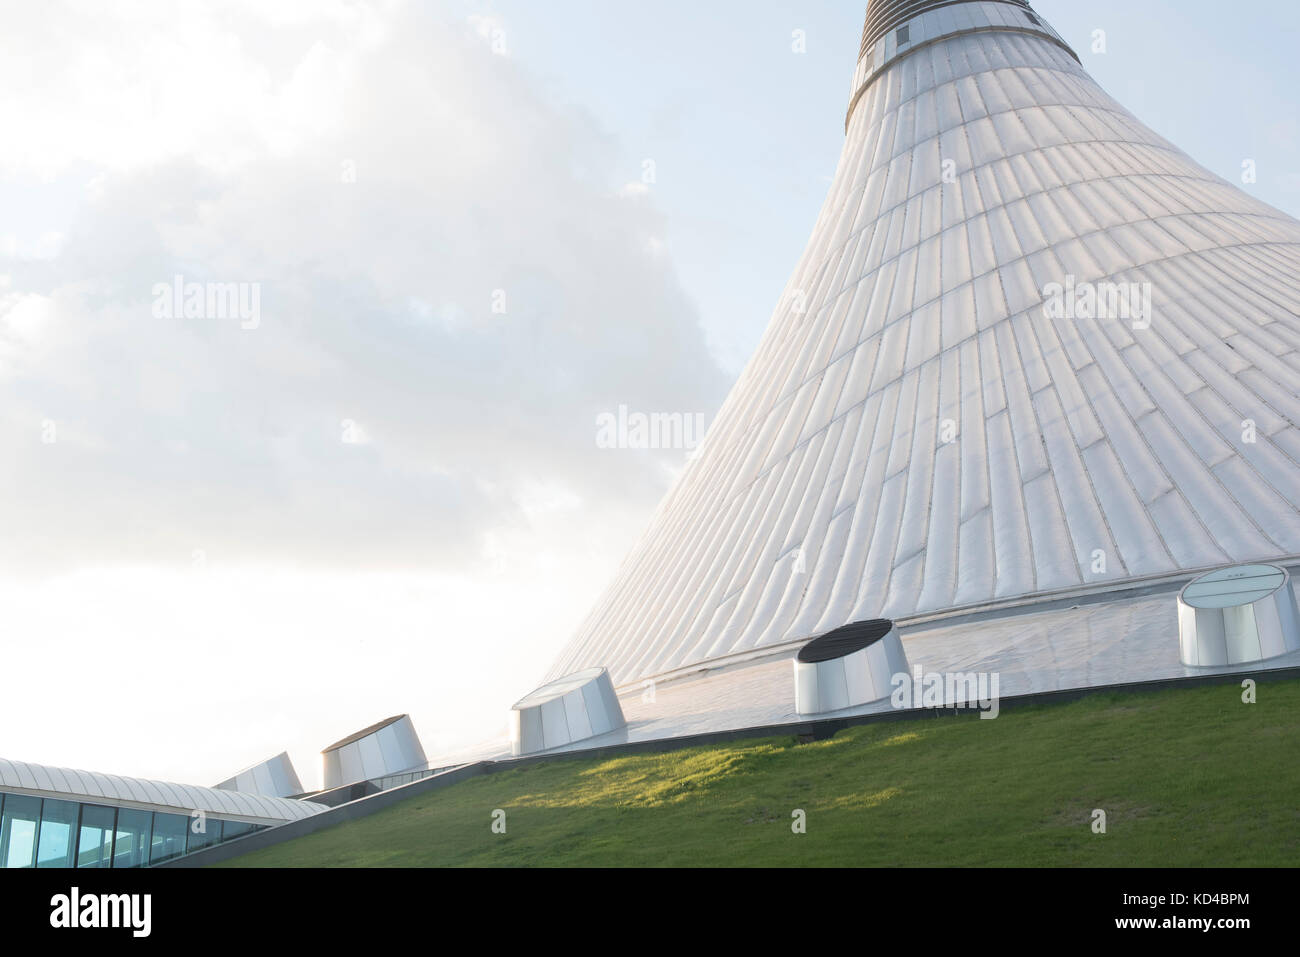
[0,756,326,824]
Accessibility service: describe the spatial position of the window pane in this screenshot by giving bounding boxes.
[113,808,152,869]
[37,799,79,868]
[186,813,221,853]
[76,805,116,869]
[149,813,188,865]
[220,820,254,843]
[1,794,41,868]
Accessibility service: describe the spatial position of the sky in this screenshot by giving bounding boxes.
[1,0,1297,790]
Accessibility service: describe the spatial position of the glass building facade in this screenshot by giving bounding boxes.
[0,790,267,868]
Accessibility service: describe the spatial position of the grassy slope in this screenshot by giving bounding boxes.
[221,680,1300,867]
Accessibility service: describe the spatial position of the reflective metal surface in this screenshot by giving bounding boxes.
[1178,564,1300,666]
[511,668,626,756]
[213,751,304,799]
[795,621,910,714]
[860,0,1037,59]
[432,574,1300,767]
[547,0,1300,689]
[321,715,427,790]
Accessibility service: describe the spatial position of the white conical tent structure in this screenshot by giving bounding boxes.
[550,0,1300,687]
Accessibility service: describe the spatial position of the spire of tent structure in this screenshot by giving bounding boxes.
[549,0,1300,686]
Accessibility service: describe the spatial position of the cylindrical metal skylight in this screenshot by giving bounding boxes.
[1177,564,1300,667]
[795,619,910,715]
[511,667,626,756]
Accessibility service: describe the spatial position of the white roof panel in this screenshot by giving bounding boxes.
[546,1,1300,687]
[0,758,325,824]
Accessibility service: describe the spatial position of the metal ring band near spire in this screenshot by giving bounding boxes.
[860,0,1033,59]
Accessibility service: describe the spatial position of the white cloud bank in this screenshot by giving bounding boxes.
[0,0,727,783]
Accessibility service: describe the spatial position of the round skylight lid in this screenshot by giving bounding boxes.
[1177,563,1300,668]
[1180,564,1287,609]
[512,667,607,709]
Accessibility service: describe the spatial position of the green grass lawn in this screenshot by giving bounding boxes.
[220,679,1300,867]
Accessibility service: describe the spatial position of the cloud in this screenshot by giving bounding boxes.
[467,12,511,57]
[0,0,728,576]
